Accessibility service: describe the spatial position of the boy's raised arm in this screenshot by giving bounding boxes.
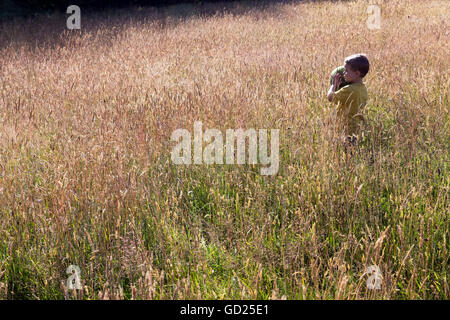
[327,73,342,102]
[327,84,337,102]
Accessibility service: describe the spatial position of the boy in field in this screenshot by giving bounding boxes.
[327,54,370,146]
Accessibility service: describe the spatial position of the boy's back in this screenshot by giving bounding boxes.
[332,82,368,136]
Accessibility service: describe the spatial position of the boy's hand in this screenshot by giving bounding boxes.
[332,73,342,90]
[327,73,343,102]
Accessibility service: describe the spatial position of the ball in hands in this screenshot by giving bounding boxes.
[329,65,350,90]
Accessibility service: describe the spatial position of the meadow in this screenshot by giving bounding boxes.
[0,0,448,299]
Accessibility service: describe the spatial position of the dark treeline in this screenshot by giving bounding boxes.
[1,0,242,19]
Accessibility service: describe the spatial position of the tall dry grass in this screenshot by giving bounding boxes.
[0,0,448,299]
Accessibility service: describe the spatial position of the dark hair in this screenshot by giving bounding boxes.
[344,54,370,78]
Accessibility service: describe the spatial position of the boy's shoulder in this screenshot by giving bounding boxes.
[342,82,367,94]
[333,82,368,104]
[346,82,366,89]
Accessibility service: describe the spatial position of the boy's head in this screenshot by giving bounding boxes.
[343,54,370,83]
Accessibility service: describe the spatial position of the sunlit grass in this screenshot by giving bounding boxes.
[0,0,448,299]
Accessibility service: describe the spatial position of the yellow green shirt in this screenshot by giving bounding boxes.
[332,82,368,136]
